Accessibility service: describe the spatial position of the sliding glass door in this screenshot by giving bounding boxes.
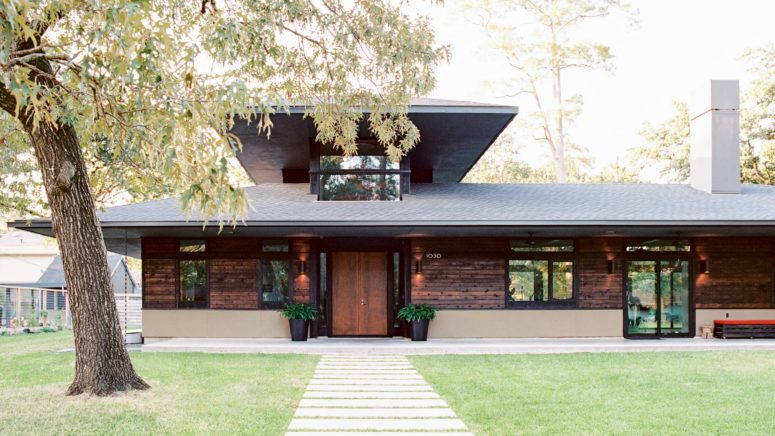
[626,260,690,337]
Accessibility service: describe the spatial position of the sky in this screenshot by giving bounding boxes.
[416,0,775,173]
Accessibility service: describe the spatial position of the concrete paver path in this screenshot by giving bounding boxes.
[286,355,471,435]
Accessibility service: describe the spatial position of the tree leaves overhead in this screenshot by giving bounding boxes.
[0,0,448,223]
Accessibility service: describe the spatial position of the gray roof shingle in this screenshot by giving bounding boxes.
[92,183,775,225]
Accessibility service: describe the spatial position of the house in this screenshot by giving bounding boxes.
[0,230,138,294]
[10,81,775,342]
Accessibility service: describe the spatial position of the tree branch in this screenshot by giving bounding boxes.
[0,82,18,116]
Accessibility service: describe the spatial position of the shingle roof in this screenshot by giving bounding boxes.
[90,183,775,225]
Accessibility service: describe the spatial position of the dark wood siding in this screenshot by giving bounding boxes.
[141,237,311,309]
[694,237,775,309]
[142,259,176,309]
[209,259,258,309]
[578,238,623,309]
[410,238,505,309]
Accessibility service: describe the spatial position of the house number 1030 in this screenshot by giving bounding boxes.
[425,253,442,259]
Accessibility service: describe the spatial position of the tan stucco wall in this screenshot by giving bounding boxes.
[142,310,289,340]
[428,310,623,338]
[695,309,775,336]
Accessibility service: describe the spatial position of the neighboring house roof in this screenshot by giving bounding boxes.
[29,254,133,289]
[0,230,136,290]
[0,230,58,255]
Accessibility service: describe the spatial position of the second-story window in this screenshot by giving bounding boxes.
[311,142,407,201]
[319,155,401,201]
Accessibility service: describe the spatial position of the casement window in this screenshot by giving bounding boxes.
[507,239,576,308]
[259,239,292,309]
[178,240,208,308]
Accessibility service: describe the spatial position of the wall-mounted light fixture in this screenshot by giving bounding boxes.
[699,259,709,274]
[607,259,616,275]
[414,259,422,274]
[298,260,307,275]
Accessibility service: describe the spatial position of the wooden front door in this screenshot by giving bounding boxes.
[332,252,388,336]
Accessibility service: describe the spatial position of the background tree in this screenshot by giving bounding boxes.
[631,101,690,182]
[739,45,775,184]
[464,0,634,182]
[1,0,446,396]
[632,45,775,184]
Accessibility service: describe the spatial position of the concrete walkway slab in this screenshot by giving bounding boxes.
[314,370,417,375]
[306,385,433,392]
[308,374,423,380]
[287,418,468,431]
[294,408,457,418]
[310,378,426,385]
[303,391,440,399]
[298,399,449,408]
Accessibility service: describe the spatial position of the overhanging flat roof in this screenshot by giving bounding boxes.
[234,98,519,184]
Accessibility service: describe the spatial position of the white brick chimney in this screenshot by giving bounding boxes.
[689,80,741,194]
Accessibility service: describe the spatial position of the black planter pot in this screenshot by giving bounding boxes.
[289,319,309,342]
[410,319,430,341]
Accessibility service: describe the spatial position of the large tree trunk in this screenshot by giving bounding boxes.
[24,120,149,396]
[0,33,149,396]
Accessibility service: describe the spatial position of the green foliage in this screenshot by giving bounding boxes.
[463,0,635,183]
[279,302,317,321]
[0,0,448,223]
[740,44,775,185]
[396,303,436,322]
[632,101,691,182]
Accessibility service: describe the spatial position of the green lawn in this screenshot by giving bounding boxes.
[0,332,317,435]
[410,352,775,436]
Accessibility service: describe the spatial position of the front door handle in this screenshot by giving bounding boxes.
[361,299,366,306]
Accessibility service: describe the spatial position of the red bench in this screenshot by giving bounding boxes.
[714,320,775,339]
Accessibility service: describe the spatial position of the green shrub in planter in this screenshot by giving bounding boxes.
[397,304,436,341]
[396,304,436,322]
[280,302,317,342]
[280,302,317,320]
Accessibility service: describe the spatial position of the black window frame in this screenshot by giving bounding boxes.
[176,240,209,309]
[176,259,209,309]
[258,239,294,310]
[309,141,410,201]
[505,239,578,309]
[625,238,692,253]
